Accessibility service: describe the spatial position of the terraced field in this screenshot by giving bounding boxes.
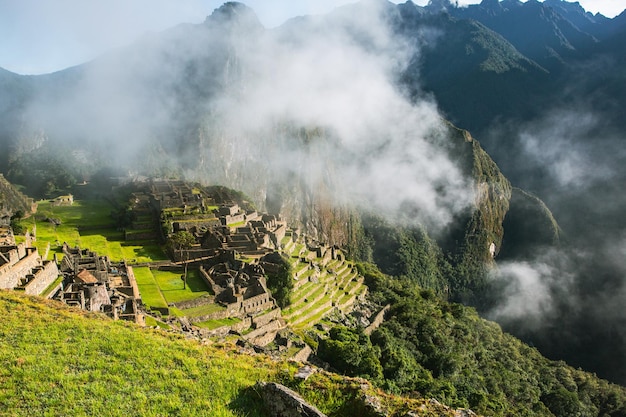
[20,199,166,263]
[131,267,222,320]
[280,237,366,330]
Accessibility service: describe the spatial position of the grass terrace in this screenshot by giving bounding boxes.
[133,267,168,312]
[133,267,215,317]
[19,199,166,263]
[195,317,242,330]
[151,269,211,304]
[171,303,226,320]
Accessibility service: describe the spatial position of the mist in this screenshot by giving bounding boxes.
[15,1,474,234]
[486,101,626,384]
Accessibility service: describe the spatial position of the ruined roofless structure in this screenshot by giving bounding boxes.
[0,228,60,296]
[56,243,143,324]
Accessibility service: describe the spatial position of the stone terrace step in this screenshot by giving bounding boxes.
[289,282,322,308]
[285,285,328,319]
[334,262,351,277]
[289,299,333,328]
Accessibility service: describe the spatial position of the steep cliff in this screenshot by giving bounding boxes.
[0,173,36,222]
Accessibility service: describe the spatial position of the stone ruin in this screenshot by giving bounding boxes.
[190,249,287,346]
[201,250,276,316]
[54,244,144,324]
[199,212,287,259]
[148,179,288,262]
[0,228,60,296]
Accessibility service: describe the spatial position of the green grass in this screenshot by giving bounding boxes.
[152,269,210,304]
[227,220,246,228]
[133,267,168,310]
[0,292,448,417]
[134,268,213,317]
[0,292,288,417]
[18,199,166,263]
[195,317,242,330]
[144,315,171,330]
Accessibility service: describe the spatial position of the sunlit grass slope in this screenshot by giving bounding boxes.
[0,291,285,417]
[0,291,460,417]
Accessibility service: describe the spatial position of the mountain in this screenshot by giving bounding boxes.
[395,0,626,385]
[446,0,598,70]
[0,0,625,387]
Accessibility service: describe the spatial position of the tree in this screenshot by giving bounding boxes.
[317,326,383,382]
[168,231,195,289]
[260,252,294,308]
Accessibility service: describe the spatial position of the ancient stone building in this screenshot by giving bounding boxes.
[0,230,60,296]
[201,251,276,316]
[56,244,143,324]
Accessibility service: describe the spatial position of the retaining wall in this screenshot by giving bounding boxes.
[0,248,40,289]
[20,261,60,296]
[252,308,282,329]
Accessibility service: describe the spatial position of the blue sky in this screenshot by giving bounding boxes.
[1,0,623,75]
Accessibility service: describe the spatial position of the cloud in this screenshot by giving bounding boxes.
[487,249,580,329]
[517,109,615,189]
[184,1,474,229]
[13,1,474,237]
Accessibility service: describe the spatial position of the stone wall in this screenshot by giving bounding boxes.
[0,247,40,289]
[364,304,391,336]
[19,260,60,296]
[124,230,157,241]
[291,345,313,363]
[224,213,245,225]
[188,308,231,323]
[241,292,273,315]
[272,223,287,244]
[244,319,283,341]
[252,308,282,328]
[172,296,216,311]
[199,266,222,295]
[172,218,220,232]
[231,316,252,333]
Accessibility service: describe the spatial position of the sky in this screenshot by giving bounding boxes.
[0,0,624,75]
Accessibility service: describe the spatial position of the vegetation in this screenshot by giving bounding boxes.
[317,263,626,417]
[6,147,82,198]
[132,267,214,317]
[262,252,294,308]
[4,178,625,417]
[0,173,35,220]
[0,291,463,417]
[317,326,383,383]
[132,267,168,312]
[166,230,196,289]
[16,198,166,262]
[0,291,286,417]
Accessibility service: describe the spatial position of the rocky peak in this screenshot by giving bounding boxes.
[481,0,501,9]
[204,2,264,33]
[426,0,454,13]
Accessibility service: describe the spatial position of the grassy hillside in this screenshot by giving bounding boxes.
[0,291,464,417]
